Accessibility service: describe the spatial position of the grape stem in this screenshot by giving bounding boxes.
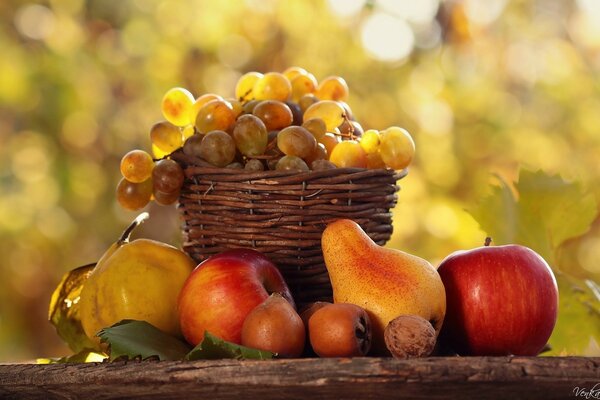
[484,237,492,246]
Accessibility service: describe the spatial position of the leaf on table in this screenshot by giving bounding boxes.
[36,349,107,364]
[186,331,274,360]
[48,263,97,353]
[468,168,600,356]
[97,320,192,361]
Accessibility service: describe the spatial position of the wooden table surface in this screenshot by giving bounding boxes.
[1,356,598,399]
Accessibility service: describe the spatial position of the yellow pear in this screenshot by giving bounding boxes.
[79,213,195,348]
[321,219,446,355]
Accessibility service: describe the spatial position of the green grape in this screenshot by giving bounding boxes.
[318,132,340,155]
[311,159,337,171]
[276,155,309,171]
[161,87,195,127]
[298,93,319,112]
[242,99,260,114]
[153,188,180,206]
[198,130,236,167]
[329,141,367,168]
[291,73,317,101]
[286,101,303,126]
[195,99,236,134]
[227,98,243,118]
[226,162,244,169]
[302,118,327,140]
[304,143,328,166]
[152,158,185,193]
[232,114,268,157]
[360,129,380,154]
[303,100,346,131]
[150,121,183,153]
[316,76,349,102]
[245,158,265,171]
[277,126,317,159]
[190,93,223,122]
[283,66,308,81]
[116,177,152,211]
[379,126,415,170]
[183,133,204,158]
[253,100,293,131]
[235,71,263,101]
[253,72,292,102]
[120,149,154,183]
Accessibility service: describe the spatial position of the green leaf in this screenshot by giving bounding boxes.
[186,331,274,360]
[549,273,600,355]
[36,349,107,364]
[468,168,600,355]
[470,169,598,263]
[48,263,97,353]
[97,320,192,361]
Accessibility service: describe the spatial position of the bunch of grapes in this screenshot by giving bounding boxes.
[116,67,415,211]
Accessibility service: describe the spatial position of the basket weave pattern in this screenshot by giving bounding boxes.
[172,152,405,307]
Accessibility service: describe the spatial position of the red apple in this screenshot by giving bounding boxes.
[177,248,294,346]
[437,242,558,356]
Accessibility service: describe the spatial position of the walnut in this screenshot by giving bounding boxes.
[384,315,436,358]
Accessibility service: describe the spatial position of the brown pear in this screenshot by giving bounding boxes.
[241,293,305,358]
[321,219,446,355]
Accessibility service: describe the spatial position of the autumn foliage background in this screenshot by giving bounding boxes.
[1,0,599,361]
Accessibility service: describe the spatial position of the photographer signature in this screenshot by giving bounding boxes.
[573,383,600,399]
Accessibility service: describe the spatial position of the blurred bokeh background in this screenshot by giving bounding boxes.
[1,0,600,361]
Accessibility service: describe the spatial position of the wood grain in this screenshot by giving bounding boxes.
[1,357,598,400]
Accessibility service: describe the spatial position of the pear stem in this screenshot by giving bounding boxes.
[484,237,492,247]
[118,212,149,245]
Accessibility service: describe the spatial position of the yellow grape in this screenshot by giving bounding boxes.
[277,126,317,158]
[190,93,223,122]
[303,100,346,131]
[153,188,180,206]
[182,125,196,140]
[311,159,337,170]
[360,129,380,154]
[253,100,293,131]
[152,143,169,159]
[120,149,154,183]
[283,66,308,81]
[379,126,416,170]
[161,87,195,127]
[150,121,183,153]
[195,99,236,133]
[316,76,349,102]
[253,72,292,102]
[235,71,263,101]
[227,98,243,118]
[304,143,328,166]
[152,159,185,194]
[329,141,367,168]
[291,73,317,101]
[116,177,152,211]
[366,151,386,169]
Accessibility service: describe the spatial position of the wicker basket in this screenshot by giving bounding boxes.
[171,151,406,308]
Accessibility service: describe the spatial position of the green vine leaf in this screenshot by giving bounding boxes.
[186,331,274,361]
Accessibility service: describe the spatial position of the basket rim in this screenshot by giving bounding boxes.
[170,151,408,181]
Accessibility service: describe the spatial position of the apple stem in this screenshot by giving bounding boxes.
[118,212,150,245]
[484,237,492,247]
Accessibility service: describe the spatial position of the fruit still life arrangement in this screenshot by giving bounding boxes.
[46,68,559,363]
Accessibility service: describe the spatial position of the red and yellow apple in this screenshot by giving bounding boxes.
[437,242,558,356]
[177,248,294,346]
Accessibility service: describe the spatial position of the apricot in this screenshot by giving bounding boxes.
[241,293,305,358]
[308,303,372,357]
[299,301,331,328]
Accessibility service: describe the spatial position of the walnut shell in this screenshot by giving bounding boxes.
[384,315,436,359]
